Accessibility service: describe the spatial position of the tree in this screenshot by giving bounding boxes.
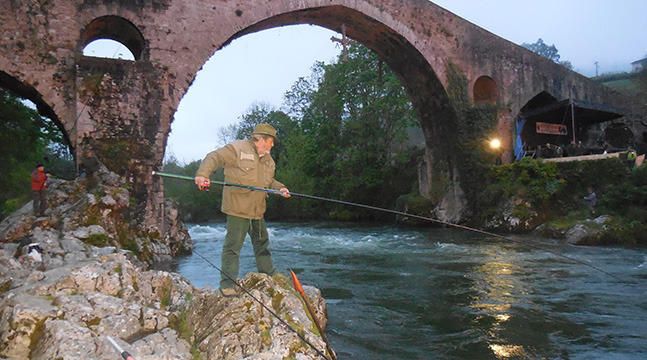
[283,43,420,219]
[175,43,422,222]
[522,38,572,69]
[162,157,223,222]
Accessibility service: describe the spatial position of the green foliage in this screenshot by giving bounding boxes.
[490,159,565,206]
[444,63,500,215]
[481,158,633,218]
[478,157,647,243]
[595,69,647,98]
[162,158,222,222]
[599,164,647,218]
[579,216,647,246]
[278,43,420,220]
[166,43,421,222]
[85,233,110,247]
[159,277,173,309]
[521,38,572,69]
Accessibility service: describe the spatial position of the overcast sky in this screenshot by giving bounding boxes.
[85,0,647,163]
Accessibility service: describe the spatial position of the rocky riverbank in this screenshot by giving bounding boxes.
[0,169,333,359]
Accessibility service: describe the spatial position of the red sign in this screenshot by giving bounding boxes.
[536,122,567,136]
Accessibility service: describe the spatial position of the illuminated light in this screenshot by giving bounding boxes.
[495,314,511,322]
[489,344,525,358]
[489,138,501,150]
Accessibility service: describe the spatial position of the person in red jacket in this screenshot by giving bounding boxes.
[31,163,48,217]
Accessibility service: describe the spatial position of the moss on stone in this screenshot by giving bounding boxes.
[259,319,272,347]
[169,308,192,341]
[0,279,12,294]
[83,204,102,226]
[85,317,101,327]
[93,139,133,176]
[113,264,122,274]
[132,275,139,292]
[159,277,173,309]
[28,318,46,357]
[437,62,501,217]
[271,291,284,313]
[85,233,110,247]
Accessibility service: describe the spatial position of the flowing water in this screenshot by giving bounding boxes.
[175,222,647,359]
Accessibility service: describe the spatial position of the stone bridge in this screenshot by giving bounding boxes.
[1,0,641,227]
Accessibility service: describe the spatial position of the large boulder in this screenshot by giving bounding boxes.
[188,273,332,360]
[0,164,333,360]
[1,240,333,359]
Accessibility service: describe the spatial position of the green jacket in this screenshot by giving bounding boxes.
[196,140,285,219]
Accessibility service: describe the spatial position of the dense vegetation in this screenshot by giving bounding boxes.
[163,44,423,222]
[478,157,647,245]
[0,89,74,219]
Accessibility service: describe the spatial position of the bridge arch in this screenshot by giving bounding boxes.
[172,4,458,165]
[473,76,498,105]
[79,15,146,61]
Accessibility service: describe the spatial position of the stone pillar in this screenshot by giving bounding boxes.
[497,108,514,164]
[75,56,168,230]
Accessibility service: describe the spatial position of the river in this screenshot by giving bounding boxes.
[174,222,647,359]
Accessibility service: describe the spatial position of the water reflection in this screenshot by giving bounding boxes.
[177,223,647,359]
[470,245,527,358]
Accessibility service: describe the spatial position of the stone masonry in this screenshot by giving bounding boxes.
[1,0,644,226]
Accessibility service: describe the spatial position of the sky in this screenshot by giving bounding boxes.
[84,0,647,163]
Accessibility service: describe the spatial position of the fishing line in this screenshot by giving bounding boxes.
[191,248,331,360]
[153,171,626,282]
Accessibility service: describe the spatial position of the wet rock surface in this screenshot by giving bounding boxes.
[0,169,332,359]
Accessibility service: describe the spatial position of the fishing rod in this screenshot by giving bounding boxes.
[106,336,135,360]
[152,171,285,196]
[152,171,624,283]
[290,270,337,360]
[154,171,332,358]
[190,248,332,360]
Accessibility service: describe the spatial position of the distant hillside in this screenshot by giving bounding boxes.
[593,71,646,96]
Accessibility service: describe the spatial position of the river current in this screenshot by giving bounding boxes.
[174,222,647,359]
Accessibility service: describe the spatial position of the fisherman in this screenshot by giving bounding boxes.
[194,123,290,297]
[31,163,48,217]
[583,186,597,216]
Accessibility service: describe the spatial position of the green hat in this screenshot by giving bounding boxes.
[252,123,277,140]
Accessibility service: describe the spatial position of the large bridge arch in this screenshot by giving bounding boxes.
[171,4,459,164]
[1,0,639,227]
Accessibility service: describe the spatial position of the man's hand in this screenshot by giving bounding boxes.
[279,187,291,198]
[195,176,210,191]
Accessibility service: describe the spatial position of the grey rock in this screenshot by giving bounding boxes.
[593,215,611,225]
[190,273,331,360]
[30,319,97,360]
[131,328,192,359]
[60,235,87,253]
[0,294,59,359]
[72,225,107,240]
[0,174,333,359]
[101,194,117,207]
[90,246,118,257]
[564,222,605,245]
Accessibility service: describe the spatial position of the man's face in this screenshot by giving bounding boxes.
[255,137,274,156]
